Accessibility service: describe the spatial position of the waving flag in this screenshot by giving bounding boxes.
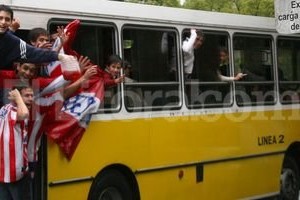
[63,19,81,57]
[46,19,81,78]
[29,68,104,161]
[39,19,105,160]
[42,71,104,160]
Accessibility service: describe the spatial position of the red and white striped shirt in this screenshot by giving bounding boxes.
[0,103,28,183]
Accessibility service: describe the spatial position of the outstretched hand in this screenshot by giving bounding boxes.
[82,65,98,81]
[78,55,92,72]
[234,73,247,81]
[56,26,70,46]
[9,18,20,32]
[114,74,125,84]
[8,89,22,102]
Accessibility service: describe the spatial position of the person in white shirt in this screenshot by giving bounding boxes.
[182,28,204,80]
[217,47,246,82]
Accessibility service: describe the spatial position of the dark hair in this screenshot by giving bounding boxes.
[15,62,38,76]
[12,83,31,93]
[196,29,204,39]
[28,27,49,43]
[219,46,228,55]
[106,54,122,67]
[183,29,205,41]
[122,60,131,69]
[0,4,13,20]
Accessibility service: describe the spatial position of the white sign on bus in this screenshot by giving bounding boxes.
[275,0,300,34]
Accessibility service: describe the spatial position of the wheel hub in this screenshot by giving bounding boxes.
[281,168,298,199]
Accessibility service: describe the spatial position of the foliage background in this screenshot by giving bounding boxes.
[125,0,274,17]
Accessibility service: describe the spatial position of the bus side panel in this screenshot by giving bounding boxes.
[46,109,296,199]
[136,155,282,200]
[48,181,91,200]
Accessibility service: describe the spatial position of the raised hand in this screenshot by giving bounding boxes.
[78,55,92,72]
[9,18,20,32]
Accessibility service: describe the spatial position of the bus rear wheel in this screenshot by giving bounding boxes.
[88,169,134,200]
[280,156,300,200]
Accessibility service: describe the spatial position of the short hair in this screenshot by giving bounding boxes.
[0,4,13,20]
[28,27,49,43]
[122,60,131,69]
[219,46,228,55]
[196,29,204,39]
[15,62,38,75]
[106,54,122,67]
[12,83,31,93]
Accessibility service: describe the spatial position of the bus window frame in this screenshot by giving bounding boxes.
[233,33,276,107]
[48,18,122,113]
[182,29,234,109]
[121,24,182,112]
[277,36,300,105]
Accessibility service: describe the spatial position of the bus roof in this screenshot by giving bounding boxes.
[10,0,276,31]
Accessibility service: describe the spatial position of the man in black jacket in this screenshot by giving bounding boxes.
[0,4,72,70]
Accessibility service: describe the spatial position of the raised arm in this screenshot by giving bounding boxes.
[182,29,197,53]
[8,89,29,120]
[218,72,247,82]
[52,25,70,53]
[61,65,98,99]
[9,18,20,32]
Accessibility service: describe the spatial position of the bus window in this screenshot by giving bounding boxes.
[233,34,275,106]
[183,30,232,108]
[49,20,120,112]
[277,37,300,104]
[122,26,181,112]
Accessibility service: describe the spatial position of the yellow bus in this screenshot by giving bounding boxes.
[9,0,300,199]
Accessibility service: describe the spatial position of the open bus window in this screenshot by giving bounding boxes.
[183,30,232,109]
[122,26,181,112]
[49,19,120,112]
[277,37,300,104]
[233,34,275,106]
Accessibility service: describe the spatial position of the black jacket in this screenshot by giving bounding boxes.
[0,31,59,69]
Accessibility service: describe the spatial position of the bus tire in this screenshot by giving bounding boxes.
[280,156,300,200]
[88,169,133,200]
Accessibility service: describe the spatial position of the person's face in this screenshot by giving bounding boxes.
[194,36,204,49]
[20,88,34,109]
[124,67,131,77]
[50,33,58,44]
[0,11,12,34]
[107,62,121,77]
[220,51,229,64]
[17,63,37,80]
[31,34,51,49]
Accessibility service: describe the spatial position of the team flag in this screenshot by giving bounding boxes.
[42,71,104,160]
[35,19,104,160]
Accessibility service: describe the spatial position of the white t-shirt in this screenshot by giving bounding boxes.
[182,30,197,74]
